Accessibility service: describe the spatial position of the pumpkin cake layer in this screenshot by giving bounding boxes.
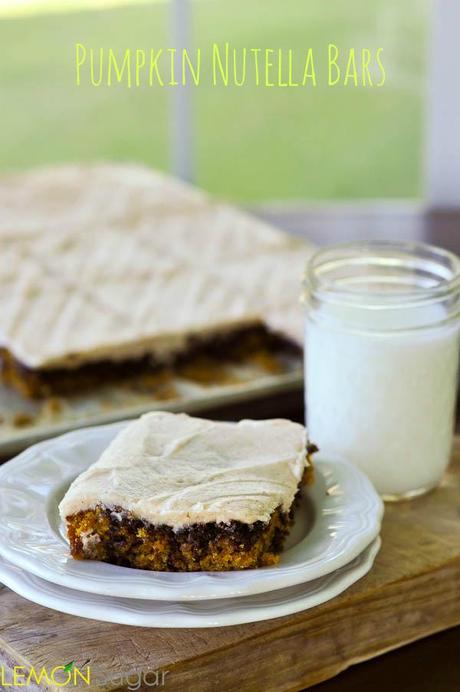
[59,412,315,571]
[0,164,313,399]
[0,325,296,399]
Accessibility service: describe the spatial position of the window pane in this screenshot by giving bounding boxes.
[1,0,429,203]
[193,0,429,202]
[0,3,168,171]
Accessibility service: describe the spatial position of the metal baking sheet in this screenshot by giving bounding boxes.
[0,353,303,458]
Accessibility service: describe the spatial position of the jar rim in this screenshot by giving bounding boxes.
[304,240,460,310]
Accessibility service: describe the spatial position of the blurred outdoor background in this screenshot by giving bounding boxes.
[0,0,429,202]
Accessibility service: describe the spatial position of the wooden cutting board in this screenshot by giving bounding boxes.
[1,440,460,692]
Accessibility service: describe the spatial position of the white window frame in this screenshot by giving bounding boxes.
[425,0,460,207]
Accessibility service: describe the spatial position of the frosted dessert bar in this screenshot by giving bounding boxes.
[0,164,313,398]
[59,412,316,571]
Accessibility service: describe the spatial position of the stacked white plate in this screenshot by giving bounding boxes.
[0,422,383,628]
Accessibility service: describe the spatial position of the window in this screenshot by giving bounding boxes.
[0,0,432,203]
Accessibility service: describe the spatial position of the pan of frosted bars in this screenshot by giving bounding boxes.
[0,164,312,401]
[59,412,316,572]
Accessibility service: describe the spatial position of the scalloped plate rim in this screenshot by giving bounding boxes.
[0,538,381,628]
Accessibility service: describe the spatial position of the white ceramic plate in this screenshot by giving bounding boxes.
[0,538,380,628]
[0,421,383,601]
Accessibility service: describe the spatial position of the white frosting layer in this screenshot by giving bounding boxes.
[59,412,308,528]
[0,164,314,368]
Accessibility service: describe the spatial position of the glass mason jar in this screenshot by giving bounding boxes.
[303,241,460,501]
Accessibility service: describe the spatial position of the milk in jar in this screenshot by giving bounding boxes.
[304,242,460,500]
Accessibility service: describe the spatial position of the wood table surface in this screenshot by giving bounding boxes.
[1,204,460,691]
